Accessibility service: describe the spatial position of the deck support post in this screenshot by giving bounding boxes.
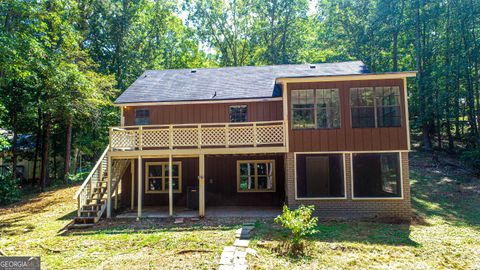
[199,154,205,217]
[130,159,135,210]
[137,156,142,220]
[114,181,119,210]
[106,155,112,218]
[169,154,173,217]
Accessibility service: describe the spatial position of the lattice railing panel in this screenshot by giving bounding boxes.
[201,127,226,146]
[111,130,137,149]
[257,125,284,144]
[172,128,198,146]
[110,121,285,150]
[143,129,169,147]
[229,126,255,145]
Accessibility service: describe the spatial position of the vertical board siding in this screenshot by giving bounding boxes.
[287,79,408,152]
[123,100,283,125]
[120,154,286,208]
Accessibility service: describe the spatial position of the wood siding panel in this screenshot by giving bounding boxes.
[288,79,408,152]
[123,100,283,126]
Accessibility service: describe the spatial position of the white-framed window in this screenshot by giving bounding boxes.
[135,109,150,125]
[145,162,182,193]
[350,86,401,128]
[351,152,402,198]
[229,105,248,122]
[237,160,275,192]
[291,89,341,129]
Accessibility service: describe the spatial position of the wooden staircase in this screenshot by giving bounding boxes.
[72,147,129,227]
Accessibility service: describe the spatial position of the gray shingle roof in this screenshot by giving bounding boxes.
[114,61,368,104]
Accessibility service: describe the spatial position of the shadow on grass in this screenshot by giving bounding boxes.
[409,151,480,230]
[251,220,419,247]
[62,217,251,236]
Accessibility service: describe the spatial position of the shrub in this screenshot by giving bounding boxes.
[461,148,480,174]
[274,204,318,255]
[0,171,21,205]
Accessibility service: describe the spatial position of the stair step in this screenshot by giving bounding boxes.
[74,216,96,224]
[70,223,95,228]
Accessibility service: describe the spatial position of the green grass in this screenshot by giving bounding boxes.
[248,151,480,269]
[1,151,479,269]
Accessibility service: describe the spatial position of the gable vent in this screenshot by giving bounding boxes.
[190,69,197,73]
[309,64,316,69]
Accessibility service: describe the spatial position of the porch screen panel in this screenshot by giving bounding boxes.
[296,154,344,198]
[352,153,401,198]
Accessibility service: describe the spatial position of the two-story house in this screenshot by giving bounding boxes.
[73,61,416,225]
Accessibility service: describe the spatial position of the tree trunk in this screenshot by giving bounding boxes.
[415,0,431,150]
[64,119,72,183]
[40,117,51,191]
[32,107,42,186]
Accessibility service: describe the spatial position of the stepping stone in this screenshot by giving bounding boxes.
[174,218,184,224]
[233,265,247,270]
[234,250,247,259]
[223,246,236,252]
[219,265,234,270]
[233,257,246,265]
[233,239,249,248]
[243,225,254,231]
[219,256,233,265]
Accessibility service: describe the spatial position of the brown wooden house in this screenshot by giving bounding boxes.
[73,61,416,225]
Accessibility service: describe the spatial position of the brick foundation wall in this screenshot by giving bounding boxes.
[285,152,411,220]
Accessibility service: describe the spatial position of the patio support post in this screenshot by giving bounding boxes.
[106,155,112,218]
[130,159,134,210]
[169,154,173,217]
[137,156,142,220]
[199,154,205,217]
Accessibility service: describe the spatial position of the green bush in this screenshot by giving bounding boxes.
[274,204,318,255]
[461,148,480,173]
[0,171,21,205]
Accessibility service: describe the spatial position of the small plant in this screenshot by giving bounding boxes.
[274,204,318,255]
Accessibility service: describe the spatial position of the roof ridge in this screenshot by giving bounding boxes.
[144,60,365,73]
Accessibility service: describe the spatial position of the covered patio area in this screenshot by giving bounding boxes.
[115,206,282,219]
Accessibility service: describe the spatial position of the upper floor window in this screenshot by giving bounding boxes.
[291,89,340,129]
[229,105,248,122]
[135,109,150,125]
[350,86,401,128]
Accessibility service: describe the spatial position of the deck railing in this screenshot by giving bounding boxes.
[109,120,285,151]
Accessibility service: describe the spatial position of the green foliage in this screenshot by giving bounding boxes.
[461,147,480,173]
[274,204,318,254]
[0,171,21,205]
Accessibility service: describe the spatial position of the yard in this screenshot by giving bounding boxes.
[1,151,479,269]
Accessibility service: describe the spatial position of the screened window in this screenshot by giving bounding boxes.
[376,87,401,127]
[229,105,248,122]
[237,160,275,192]
[145,162,182,193]
[296,154,345,198]
[350,86,401,128]
[352,153,402,198]
[292,89,340,129]
[135,109,150,125]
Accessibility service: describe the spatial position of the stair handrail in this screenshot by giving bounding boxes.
[73,146,110,199]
